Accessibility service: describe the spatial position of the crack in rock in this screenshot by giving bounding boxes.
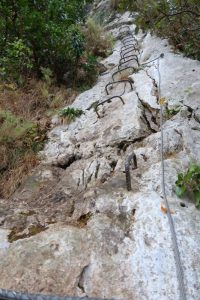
[136,92,160,132]
[77,264,90,294]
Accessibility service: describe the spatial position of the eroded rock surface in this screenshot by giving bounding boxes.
[0,4,200,300]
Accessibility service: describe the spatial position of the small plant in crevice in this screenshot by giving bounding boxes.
[59,107,84,123]
[175,164,200,208]
[164,105,181,119]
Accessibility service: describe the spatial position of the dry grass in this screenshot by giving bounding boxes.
[110,0,120,9]
[0,79,74,121]
[0,151,38,198]
[83,18,114,58]
[0,79,78,198]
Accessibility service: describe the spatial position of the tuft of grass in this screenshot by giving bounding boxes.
[59,107,84,123]
[0,110,34,143]
[164,105,181,119]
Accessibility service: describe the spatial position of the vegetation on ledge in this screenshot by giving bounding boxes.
[116,0,200,60]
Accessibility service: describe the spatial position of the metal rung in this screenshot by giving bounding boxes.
[121,48,140,59]
[125,152,137,191]
[119,25,130,32]
[118,57,139,71]
[121,43,138,52]
[119,54,138,64]
[105,80,134,95]
[112,66,136,81]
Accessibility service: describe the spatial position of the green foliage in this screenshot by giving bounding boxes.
[59,107,84,122]
[80,54,99,87]
[0,109,45,152]
[165,105,181,119]
[0,0,93,83]
[175,164,200,208]
[40,67,54,86]
[0,39,33,84]
[0,110,32,143]
[117,0,200,60]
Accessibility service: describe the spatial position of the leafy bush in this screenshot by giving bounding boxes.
[117,0,200,60]
[0,0,92,83]
[77,54,99,88]
[59,107,84,122]
[175,164,200,208]
[0,39,33,84]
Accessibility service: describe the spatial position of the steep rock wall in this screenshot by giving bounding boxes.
[0,6,200,300]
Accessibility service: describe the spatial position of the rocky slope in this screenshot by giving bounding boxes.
[0,4,200,300]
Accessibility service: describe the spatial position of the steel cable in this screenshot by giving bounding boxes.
[0,289,116,300]
[157,59,187,300]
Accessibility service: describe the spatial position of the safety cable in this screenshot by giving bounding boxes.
[157,59,187,300]
[0,289,115,300]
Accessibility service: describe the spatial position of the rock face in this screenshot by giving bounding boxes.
[0,3,200,300]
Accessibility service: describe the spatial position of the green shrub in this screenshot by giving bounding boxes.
[79,54,99,87]
[59,107,84,122]
[175,164,200,208]
[0,0,92,83]
[0,39,33,84]
[118,0,200,60]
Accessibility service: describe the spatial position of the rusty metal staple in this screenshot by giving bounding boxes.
[123,35,138,41]
[123,39,139,46]
[119,54,139,64]
[118,57,139,70]
[119,25,130,32]
[122,35,134,42]
[97,96,125,107]
[122,37,137,45]
[125,152,137,191]
[120,47,140,59]
[112,67,136,81]
[112,66,137,81]
[121,43,138,52]
[105,80,134,95]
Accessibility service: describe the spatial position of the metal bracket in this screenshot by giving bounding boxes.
[112,66,136,81]
[119,54,138,64]
[118,57,139,71]
[105,80,134,95]
[125,152,137,191]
